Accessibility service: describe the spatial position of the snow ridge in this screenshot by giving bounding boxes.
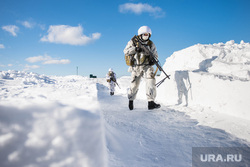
[0,70,56,85]
[163,40,250,80]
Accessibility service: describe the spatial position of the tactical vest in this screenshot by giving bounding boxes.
[125,36,152,66]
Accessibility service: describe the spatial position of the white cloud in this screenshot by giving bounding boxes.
[43,59,71,65]
[2,25,19,36]
[26,54,71,65]
[40,25,101,45]
[0,64,12,67]
[21,21,34,29]
[18,20,45,30]
[26,54,52,63]
[119,3,165,18]
[0,44,5,49]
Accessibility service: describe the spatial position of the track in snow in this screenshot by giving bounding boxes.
[96,83,250,167]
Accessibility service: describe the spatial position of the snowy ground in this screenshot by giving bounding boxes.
[1,40,250,167]
[0,70,249,167]
[98,77,249,167]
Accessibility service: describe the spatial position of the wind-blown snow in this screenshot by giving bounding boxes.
[0,40,250,167]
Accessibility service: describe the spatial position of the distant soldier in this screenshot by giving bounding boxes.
[106,68,117,96]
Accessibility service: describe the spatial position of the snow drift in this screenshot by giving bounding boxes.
[0,72,107,167]
[163,40,250,80]
[0,104,105,167]
[157,40,250,120]
[0,70,56,85]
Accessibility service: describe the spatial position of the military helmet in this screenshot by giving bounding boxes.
[138,26,152,36]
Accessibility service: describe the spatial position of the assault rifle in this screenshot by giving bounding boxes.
[111,78,121,89]
[132,35,170,87]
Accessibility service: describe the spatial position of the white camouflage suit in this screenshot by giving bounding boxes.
[106,71,116,93]
[124,37,158,101]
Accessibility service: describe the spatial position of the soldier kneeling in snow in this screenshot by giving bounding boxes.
[124,26,161,110]
[106,68,117,96]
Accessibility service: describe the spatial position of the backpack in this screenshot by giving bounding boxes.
[125,35,152,66]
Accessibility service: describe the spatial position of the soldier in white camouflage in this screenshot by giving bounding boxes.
[124,26,161,110]
[106,68,117,96]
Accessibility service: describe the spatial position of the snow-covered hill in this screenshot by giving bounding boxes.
[156,40,250,127]
[163,40,250,80]
[0,40,250,167]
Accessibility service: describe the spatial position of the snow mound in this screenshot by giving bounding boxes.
[0,70,56,85]
[0,72,107,167]
[0,103,106,167]
[158,40,250,121]
[163,40,250,80]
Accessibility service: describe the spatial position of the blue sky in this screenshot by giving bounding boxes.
[1,0,250,77]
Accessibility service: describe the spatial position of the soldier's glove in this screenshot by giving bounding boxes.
[135,47,143,53]
[107,79,110,83]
